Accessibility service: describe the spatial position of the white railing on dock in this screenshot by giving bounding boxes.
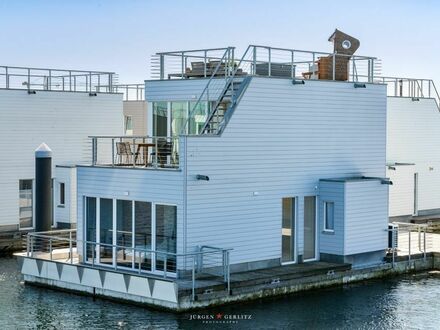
[387,222,438,267]
[25,230,231,301]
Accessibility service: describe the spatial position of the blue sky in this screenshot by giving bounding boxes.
[1,0,439,83]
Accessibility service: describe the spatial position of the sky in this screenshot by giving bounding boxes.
[0,0,439,84]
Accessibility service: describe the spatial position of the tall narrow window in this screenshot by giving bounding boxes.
[59,182,65,206]
[85,197,97,262]
[99,198,113,265]
[135,201,152,271]
[304,196,317,261]
[171,102,187,136]
[19,180,33,229]
[188,102,208,134]
[281,198,295,263]
[116,200,133,268]
[324,202,335,232]
[124,116,133,135]
[155,204,177,272]
[153,102,168,136]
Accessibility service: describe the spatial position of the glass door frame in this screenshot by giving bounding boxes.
[303,195,319,262]
[281,197,298,265]
[83,196,177,277]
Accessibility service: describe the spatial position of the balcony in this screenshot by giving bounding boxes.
[90,136,180,170]
[0,65,116,93]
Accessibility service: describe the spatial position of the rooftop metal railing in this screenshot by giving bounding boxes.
[0,66,116,93]
[152,45,379,83]
[373,76,440,110]
[151,47,235,80]
[25,230,231,301]
[89,135,180,169]
[97,83,145,101]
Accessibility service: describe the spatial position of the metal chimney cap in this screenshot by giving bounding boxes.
[35,143,52,158]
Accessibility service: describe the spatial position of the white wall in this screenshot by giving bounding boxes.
[184,78,387,265]
[387,97,440,214]
[0,89,123,230]
[123,101,147,135]
[387,165,415,217]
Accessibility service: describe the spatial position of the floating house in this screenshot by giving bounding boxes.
[16,30,440,310]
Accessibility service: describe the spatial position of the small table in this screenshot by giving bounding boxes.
[135,143,156,166]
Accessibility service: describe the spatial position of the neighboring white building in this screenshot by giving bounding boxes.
[0,66,123,233]
[385,79,440,219]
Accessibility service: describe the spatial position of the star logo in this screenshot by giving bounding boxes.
[215,313,223,320]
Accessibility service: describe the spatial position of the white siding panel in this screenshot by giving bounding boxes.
[0,90,123,228]
[185,78,387,265]
[387,165,415,217]
[344,181,388,255]
[387,97,440,213]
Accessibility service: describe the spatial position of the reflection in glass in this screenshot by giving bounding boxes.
[135,201,152,271]
[156,204,177,272]
[188,102,208,135]
[171,102,187,136]
[99,198,113,265]
[281,198,295,263]
[86,197,96,263]
[153,102,168,136]
[116,200,133,268]
[304,196,316,260]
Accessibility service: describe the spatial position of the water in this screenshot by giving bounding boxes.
[1,257,439,330]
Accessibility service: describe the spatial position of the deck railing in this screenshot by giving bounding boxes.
[0,66,116,93]
[387,222,436,267]
[97,83,145,101]
[89,135,180,169]
[25,230,231,301]
[152,45,379,83]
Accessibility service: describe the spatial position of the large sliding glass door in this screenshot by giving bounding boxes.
[303,196,317,261]
[84,197,176,274]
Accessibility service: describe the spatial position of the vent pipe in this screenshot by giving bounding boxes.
[35,143,53,232]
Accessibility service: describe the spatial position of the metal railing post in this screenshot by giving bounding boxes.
[268,47,271,77]
[69,231,73,264]
[5,67,9,89]
[138,251,142,274]
[192,256,196,301]
[408,229,411,264]
[423,228,427,261]
[291,51,295,79]
[111,138,115,166]
[164,254,167,279]
[26,234,30,257]
[49,238,53,260]
[252,47,257,75]
[92,137,97,166]
[49,69,52,90]
[227,251,230,294]
[31,236,34,257]
[27,68,31,90]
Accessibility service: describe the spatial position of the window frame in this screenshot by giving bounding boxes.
[19,179,34,230]
[58,182,65,207]
[323,201,335,233]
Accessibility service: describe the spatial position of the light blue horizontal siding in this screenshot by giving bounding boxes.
[185,78,387,265]
[344,181,388,254]
[318,181,344,255]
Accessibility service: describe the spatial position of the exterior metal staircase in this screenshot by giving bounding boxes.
[202,76,250,134]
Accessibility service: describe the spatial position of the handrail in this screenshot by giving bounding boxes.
[181,47,235,134]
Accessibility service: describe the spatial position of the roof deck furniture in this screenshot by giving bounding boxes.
[255,62,295,78]
[168,60,245,79]
[115,142,131,165]
[150,139,173,167]
[135,143,156,166]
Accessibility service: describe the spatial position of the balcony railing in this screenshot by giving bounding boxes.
[25,229,231,301]
[89,135,180,169]
[0,65,116,93]
[97,83,145,101]
[151,45,379,83]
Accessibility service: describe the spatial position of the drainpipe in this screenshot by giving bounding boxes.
[35,143,53,232]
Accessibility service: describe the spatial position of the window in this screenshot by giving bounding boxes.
[171,102,188,136]
[155,204,177,272]
[19,179,33,229]
[124,115,133,135]
[324,202,335,232]
[153,102,168,136]
[281,197,296,263]
[188,102,208,135]
[59,182,65,206]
